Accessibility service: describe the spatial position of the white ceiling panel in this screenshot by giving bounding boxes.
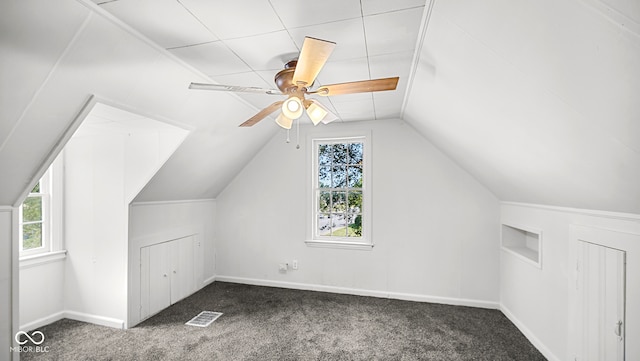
[364,7,424,56]
[224,30,299,71]
[270,0,362,28]
[317,57,371,86]
[332,96,376,121]
[369,51,413,79]
[179,0,284,40]
[361,0,427,16]
[169,41,251,76]
[288,18,368,62]
[100,0,216,49]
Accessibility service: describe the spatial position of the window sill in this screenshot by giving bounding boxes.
[19,250,67,269]
[305,240,374,250]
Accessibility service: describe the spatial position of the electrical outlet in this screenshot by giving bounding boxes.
[292,260,298,270]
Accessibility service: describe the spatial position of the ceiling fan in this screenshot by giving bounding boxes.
[189,36,399,128]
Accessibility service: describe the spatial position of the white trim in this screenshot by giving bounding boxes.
[19,250,67,269]
[401,0,436,119]
[130,199,216,207]
[304,239,374,250]
[19,310,124,332]
[500,304,562,361]
[0,206,14,212]
[19,312,65,332]
[63,311,124,329]
[203,275,216,286]
[501,201,640,221]
[214,275,499,310]
[307,131,373,247]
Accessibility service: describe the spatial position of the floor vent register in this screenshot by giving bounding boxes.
[185,311,223,327]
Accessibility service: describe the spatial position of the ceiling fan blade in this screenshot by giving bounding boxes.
[239,101,284,127]
[292,37,336,87]
[315,77,399,96]
[189,82,281,95]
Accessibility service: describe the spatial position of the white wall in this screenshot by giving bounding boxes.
[128,199,216,326]
[499,203,640,361]
[19,259,65,331]
[215,119,500,305]
[0,207,18,361]
[61,110,188,328]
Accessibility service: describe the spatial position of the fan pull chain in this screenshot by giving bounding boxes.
[286,129,290,143]
[296,118,300,149]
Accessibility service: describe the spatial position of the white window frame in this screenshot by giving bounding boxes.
[19,155,65,264]
[19,170,51,257]
[306,131,372,250]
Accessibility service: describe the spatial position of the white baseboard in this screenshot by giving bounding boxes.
[500,303,561,361]
[20,310,124,331]
[203,275,216,286]
[214,275,499,310]
[20,312,66,332]
[64,311,124,329]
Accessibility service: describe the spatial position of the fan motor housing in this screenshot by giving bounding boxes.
[275,60,302,93]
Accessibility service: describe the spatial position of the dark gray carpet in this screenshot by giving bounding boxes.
[22,282,546,360]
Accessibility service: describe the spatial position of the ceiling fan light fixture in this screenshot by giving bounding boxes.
[305,100,329,125]
[282,97,303,119]
[321,112,339,125]
[275,113,293,129]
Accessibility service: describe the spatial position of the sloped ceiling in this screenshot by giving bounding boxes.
[1,0,639,214]
[404,0,640,214]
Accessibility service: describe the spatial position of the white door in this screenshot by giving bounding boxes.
[169,236,195,303]
[148,241,171,316]
[576,240,626,360]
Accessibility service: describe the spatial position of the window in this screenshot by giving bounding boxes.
[19,171,51,255]
[308,135,371,249]
[18,157,64,262]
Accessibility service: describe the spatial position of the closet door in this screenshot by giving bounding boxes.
[170,236,196,303]
[148,241,171,316]
[576,240,626,360]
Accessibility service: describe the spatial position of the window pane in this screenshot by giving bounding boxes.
[318,214,331,236]
[23,197,42,222]
[347,166,362,188]
[23,223,43,250]
[330,213,347,235]
[348,143,363,165]
[318,191,331,212]
[331,192,346,212]
[318,166,331,188]
[332,165,347,187]
[31,182,41,193]
[318,144,331,166]
[348,191,362,213]
[332,143,348,164]
[347,214,363,237]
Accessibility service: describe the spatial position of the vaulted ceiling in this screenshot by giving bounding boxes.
[1,0,639,213]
